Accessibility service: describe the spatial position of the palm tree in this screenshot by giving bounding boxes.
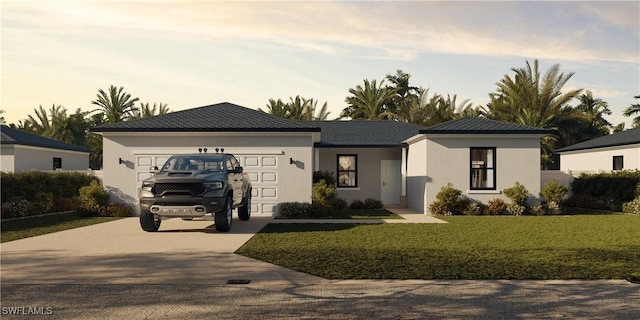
[91,85,139,123]
[575,90,611,131]
[287,95,308,120]
[0,109,5,125]
[260,98,288,118]
[26,104,66,135]
[623,95,640,127]
[302,98,331,120]
[342,79,395,120]
[132,102,171,119]
[385,69,419,116]
[484,59,583,168]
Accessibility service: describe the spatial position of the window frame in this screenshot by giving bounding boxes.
[469,147,496,191]
[336,154,358,188]
[613,155,624,171]
[53,157,62,170]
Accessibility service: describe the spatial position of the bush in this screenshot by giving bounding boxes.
[1,197,31,219]
[486,198,507,215]
[569,171,640,210]
[547,200,561,215]
[312,180,337,211]
[1,171,96,203]
[364,198,383,209]
[32,192,54,215]
[507,203,526,216]
[429,184,467,215]
[77,180,109,217]
[530,204,546,216]
[333,198,348,210]
[622,196,640,215]
[540,179,568,204]
[462,198,484,216]
[55,197,79,212]
[278,202,326,218]
[350,199,365,209]
[313,170,336,186]
[503,182,529,206]
[105,203,133,217]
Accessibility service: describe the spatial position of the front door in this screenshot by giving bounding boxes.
[381,160,401,205]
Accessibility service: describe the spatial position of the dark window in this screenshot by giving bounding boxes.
[53,157,62,170]
[337,155,357,188]
[613,156,624,171]
[470,147,496,190]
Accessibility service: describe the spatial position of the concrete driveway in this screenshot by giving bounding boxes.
[0,216,323,285]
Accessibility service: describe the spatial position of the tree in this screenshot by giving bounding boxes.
[484,59,583,168]
[261,99,288,118]
[303,98,331,120]
[341,79,395,120]
[623,95,640,127]
[262,96,331,120]
[0,109,5,125]
[384,69,420,117]
[132,102,170,119]
[91,85,140,123]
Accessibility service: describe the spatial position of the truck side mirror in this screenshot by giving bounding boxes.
[150,166,159,174]
[230,166,243,173]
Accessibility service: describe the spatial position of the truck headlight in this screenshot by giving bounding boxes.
[204,182,223,190]
[141,182,154,191]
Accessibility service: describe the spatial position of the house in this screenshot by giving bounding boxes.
[555,127,640,172]
[1,125,92,173]
[92,102,550,215]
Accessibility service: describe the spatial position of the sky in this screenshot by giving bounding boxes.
[2,0,639,128]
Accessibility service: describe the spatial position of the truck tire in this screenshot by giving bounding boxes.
[140,210,161,232]
[238,191,251,221]
[214,196,233,232]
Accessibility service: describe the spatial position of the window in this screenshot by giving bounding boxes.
[470,148,496,190]
[53,157,62,170]
[613,156,624,171]
[337,155,357,188]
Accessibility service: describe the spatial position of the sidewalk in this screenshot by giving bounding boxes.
[270,206,448,224]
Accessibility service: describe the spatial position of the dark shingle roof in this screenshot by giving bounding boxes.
[91,102,319,132]
[305,121,427,147]
[555,127,640,153]
[1,125,92,153]
[419,117,554,134]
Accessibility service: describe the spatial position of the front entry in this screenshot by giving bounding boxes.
[381,160,401,205]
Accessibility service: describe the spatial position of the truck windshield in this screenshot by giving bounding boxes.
[161,156,224,172]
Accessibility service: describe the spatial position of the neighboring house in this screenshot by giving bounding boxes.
[92,102,550,215]
[555,127,640,172]
[1,125,92,173]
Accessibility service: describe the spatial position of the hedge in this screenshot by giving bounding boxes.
[567,170,640,211]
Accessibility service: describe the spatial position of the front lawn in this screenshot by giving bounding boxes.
[1,212,121,243]
[236,215,640,280]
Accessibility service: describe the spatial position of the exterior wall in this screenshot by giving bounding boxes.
[406,137,427,213]
[317,147,402,204]
[1,145,89,173]
[101,132,314,215]
[560,144,640,172]
[1,145,15,172]
[426,135,542,210]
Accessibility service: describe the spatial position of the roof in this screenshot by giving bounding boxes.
[419,117,554,135]
[555,127,640,153]
[91,102,320,133]
[305,121,427,147]
[1,125,93,153]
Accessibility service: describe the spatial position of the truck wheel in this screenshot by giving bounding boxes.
[214,196,233,232]
[140,210,160,232]
[238,191,251,221]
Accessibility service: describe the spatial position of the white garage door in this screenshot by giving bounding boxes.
[135,153,279,216]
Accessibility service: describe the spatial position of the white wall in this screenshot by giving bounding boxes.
[560,144,640,171]
[1,145,89,173]
[102,132,315,214]
[317,147,401,204]
[1,145,15,172]
[406,136,427,213]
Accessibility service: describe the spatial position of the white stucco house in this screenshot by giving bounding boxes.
[92,102,551,215]
[1,125,92,173]
[555,127,640,172]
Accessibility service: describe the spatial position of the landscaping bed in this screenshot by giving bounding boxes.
[237,214,640,280]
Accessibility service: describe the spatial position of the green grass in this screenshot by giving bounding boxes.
[279,209,402,219]
[236,215,640,280]
[1,212,121,243]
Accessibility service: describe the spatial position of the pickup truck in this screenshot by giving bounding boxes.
[138,152,252,232]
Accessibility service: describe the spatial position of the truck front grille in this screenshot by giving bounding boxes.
[151,183,205,196]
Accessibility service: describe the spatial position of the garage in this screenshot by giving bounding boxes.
[92,103,320,216]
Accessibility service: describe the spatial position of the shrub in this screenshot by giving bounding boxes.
[55,197,78,212]
[332,198,348,210]
[364,198,384,209]
[428,199,450,216]
[1,197,31,219]
[547,200,561,215]
[462,199,484,216]
[77,180,109,217]
[622,196,640,215]
[430,183,468,215]
[313,170,336,186]
[105,203,133,217]
[540,179,568,204]
[507,203,526,216]
[312,180,337,211]
[503,182,529,206]
[486,198,507,215]
[32,192,55,215]
[636,182,640,197]
[530,204,546,216]
[279,202,311,218]
[1,171,96,203]
[569,171,640,210]
[350,199,365,209]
